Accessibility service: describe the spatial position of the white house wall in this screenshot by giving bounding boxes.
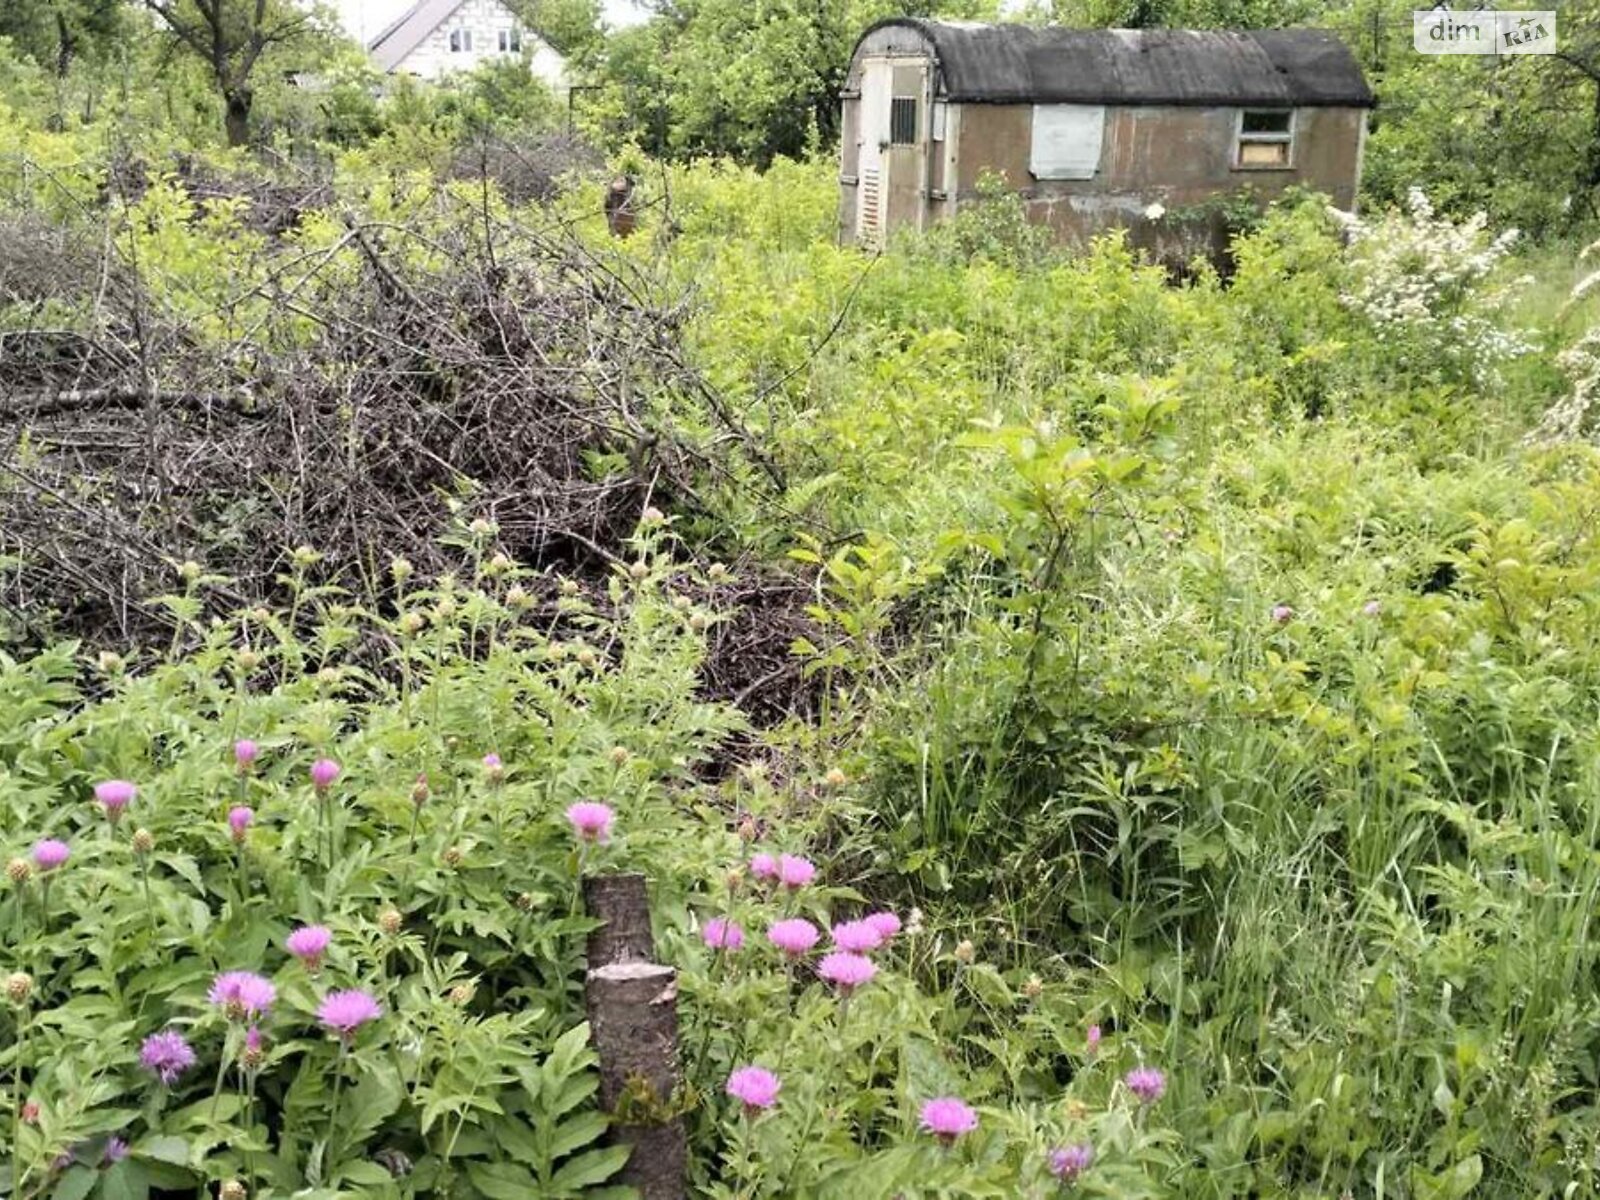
[391,0,568,91]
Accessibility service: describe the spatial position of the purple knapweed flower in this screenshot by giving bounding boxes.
[243,1025,266,1068]
[234,740,259,770]
[1048,1143,1094,1183]
[104,1137,130,1164]
[209,971,276,1021]
[32,839,69,872]
[310,758,341,791]
[1125,1066,1166,1105]
[816,951,877,993]
[228,806,253,843]
[777,854,815,889]
[1271,604,1295,625]
[318,989,382,1040]
[1363,599,1382,618]
[286,925,332,972]
[703,918,744,951]
[749,852,778,881]
[565,802,614,843]
[831,920,885,953]
[919,1096,978,1143]
[767,918,820,958]
[482,753,504,782]
[863,911,901,942]
[726,1065,781,1112]
[94,780,137,823]
[139,1030,197,1085]
[1086,1024,1102,1054]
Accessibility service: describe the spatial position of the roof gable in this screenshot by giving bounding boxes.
[853,20,1375,108]
[369,0,469,70]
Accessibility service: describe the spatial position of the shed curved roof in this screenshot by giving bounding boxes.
[852,19,1375,108]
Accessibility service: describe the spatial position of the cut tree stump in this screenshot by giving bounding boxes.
[585,960,687,1200]
[582,871,655,967]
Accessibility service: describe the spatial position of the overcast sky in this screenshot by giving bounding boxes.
[326,0,647,45]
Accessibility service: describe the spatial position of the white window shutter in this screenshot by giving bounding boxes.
[1030,105,1106,180]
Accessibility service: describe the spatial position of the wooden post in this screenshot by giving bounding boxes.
[582,871,655,967]
[585,961,688,1200]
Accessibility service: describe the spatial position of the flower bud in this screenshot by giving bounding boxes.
[1022,975,1043,1000]
[576,647,598,670]
[178,560,202,583]
[736,816,758,842]
[411,775,430,808]
[707,562,728,582]
[442,845,464,869]
[671,593,691,612]
[449,983,476,1006]
[20,1100,38,1124]
[824,767,847,788]
[390,557,415,582]
[640,506,665,525]
[609,746,630,767]
[468,517,496,537]
[725,866,746,890]
[629,561,649,581]
[514,891,536,912]
[6,857,32,885]
[399,611,426,635]
[96,650,125,674]
[435,596,457,620]
[6,972,33,1005]
[317,667,339,687]
[131,828,154,855]
[953,939,975,965]
[560,578,579,596]
[505,584,530,608]
[688,612,708,633]
[486,552,512,575]
[378,907,403,935]
[291,545,320,568]
[248,606,272,624]
[219,1180,247,1200]
[235,649,260,672]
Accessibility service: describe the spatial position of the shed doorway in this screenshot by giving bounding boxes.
[856,56,928,249]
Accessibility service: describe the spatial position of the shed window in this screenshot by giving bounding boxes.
[449,28,473,52]
[1236,109,1294,168]
[499,27,522,52]
[1030,105,1105,180]
[890,97,917,145]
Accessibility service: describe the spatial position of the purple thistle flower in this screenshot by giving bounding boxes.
[104,1137,130,1164]
[863,911,902,942]
[234,739,259,769]
[228,806,253,843]
[310,758,341,791]
[565,802,614,843]
[726,1065,781,1112]
[139,1030,197,1085]
[209,971,276,1021]
[777,854,815,889]
[1086,1024,1102,1054]
[286,925,332,971]
[32,839,69,871]
[702,918,744,951]
[1363,599,1383,618]
[1271,604,1295,625]
[919,1096,978,1143]
[318,989,382,1040]
[816,951,877,993]
[94,780,137,823]
[831,920,884,953]
[1125,1066,1166,1105]
[766,918,820,958]
[749,852,778,881]
[1048,1142,1094,1183]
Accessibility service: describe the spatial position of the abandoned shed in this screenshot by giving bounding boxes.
[839,19,1375,249]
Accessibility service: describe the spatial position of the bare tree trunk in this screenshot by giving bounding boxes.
[585,962,688,1200]
[582,871,655,966]
[224,89,252,148]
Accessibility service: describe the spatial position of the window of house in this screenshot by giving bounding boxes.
[889,96,917,145]
[1029,105,1105,180]
[1236,109,1294,168]
[449,28,473,52]
[499,27,522,52]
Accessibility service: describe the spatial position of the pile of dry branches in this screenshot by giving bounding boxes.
[0,169,818,720]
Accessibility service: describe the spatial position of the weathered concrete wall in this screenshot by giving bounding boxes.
[952,102,1363,243]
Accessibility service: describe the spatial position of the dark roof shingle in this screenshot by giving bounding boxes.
[858,20,1375,107]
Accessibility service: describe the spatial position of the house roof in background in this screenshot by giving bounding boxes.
[368,0,466,70]
[855,20,1376,107]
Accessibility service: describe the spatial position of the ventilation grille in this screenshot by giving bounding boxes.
[860,168,882,248]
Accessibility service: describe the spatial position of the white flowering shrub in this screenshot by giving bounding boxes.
[1530,238,1600,444]
[1339,187,1531,386]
